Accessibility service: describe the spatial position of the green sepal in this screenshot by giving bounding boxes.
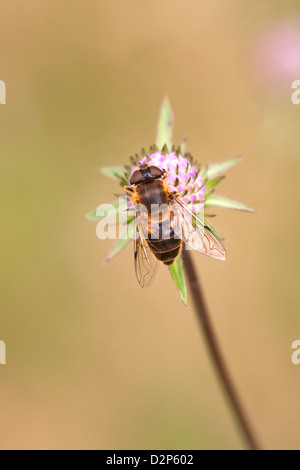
[180,138,187,155]
[205,194,256,212]
[205,176,225,192]
[156,96,174,150]
[101,166,128,181]
[202,156,242,180]
[169,256,188,306]
[85,209,103,221]
[104,220,137,263]
[85,201,135,224]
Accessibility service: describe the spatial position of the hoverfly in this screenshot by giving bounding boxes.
[125,162,226,288]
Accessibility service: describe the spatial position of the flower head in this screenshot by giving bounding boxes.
[124,145,206,214]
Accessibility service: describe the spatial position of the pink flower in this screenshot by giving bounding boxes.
[251,19,300,89]
[130,148,206,215]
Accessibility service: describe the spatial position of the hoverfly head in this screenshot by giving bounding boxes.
[130,163,164,185]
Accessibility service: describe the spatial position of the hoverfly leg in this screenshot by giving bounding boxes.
[169,190,179,199]
[176,184,196,198]
[124,185,134,196]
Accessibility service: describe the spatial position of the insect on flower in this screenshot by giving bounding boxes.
[125,160,226,288]
[86,99,255,303]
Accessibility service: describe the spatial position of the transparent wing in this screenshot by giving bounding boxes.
[134,221,159,289]
[171,196,226,260]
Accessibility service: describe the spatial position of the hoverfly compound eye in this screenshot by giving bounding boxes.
[130,169,143,185]
[150,166,163,178]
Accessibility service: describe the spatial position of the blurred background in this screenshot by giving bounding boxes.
[0,0,299,450]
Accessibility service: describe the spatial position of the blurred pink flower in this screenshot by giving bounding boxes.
[251,19,300,89]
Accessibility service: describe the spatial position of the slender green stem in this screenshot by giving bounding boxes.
[182,249,261,450]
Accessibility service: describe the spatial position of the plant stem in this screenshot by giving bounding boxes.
[182,249,261,451]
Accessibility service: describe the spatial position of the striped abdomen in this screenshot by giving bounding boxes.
[136,180,182,266]
[147,224,182,266]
